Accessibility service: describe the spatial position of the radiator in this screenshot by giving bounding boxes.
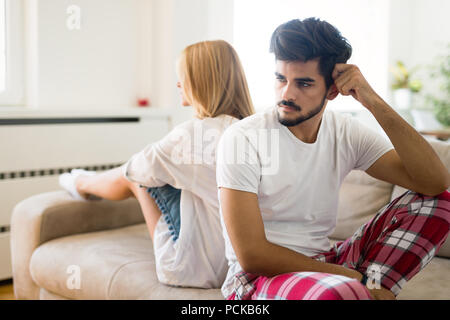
[0,110,171,280]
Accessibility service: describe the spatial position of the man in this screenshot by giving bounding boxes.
[216,18,450,300]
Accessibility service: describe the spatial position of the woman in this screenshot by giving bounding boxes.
[59,40,254,288]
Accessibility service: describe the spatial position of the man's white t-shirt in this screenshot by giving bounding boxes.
[216,106,394,298]
[123,114,237,288]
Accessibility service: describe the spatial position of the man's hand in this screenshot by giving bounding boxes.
[367,287,397,300]
[331,63,382,110]
[353,270,396,300]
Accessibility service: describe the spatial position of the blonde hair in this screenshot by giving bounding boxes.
[177,40,255,120]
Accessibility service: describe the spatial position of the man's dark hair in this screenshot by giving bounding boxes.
[270,17,352,89]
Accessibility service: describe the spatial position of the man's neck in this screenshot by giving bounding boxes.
[287,114,324,144]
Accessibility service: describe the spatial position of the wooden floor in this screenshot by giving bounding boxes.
[0,280,15,300]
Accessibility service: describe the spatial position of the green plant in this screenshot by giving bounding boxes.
[390,61,423,93]
[426,46,450,127]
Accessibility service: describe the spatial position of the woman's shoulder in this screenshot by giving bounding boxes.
[224,107,277,134]
[167,115,238,143]
[172,118,199,131]
[172,115,234,128]
[169,109,275,140]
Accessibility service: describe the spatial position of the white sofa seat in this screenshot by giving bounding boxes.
[30,223,222,300]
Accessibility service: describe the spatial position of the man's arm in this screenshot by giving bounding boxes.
[219,187,363,280]
[332,64,450,196]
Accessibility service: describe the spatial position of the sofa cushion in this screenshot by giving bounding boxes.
[330,170,393,240]
[396,257,450,300]
[426,138,450,169]
[29,224,223,300]
[39,288,68,300]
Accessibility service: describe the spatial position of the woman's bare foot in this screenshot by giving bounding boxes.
[59,169,101,201]
[74,174,103,201]
[74,175,91,200]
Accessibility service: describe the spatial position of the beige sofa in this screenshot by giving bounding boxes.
[10,138,450,300]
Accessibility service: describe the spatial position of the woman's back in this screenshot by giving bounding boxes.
[59,39,253,290]
[124,114,238,287]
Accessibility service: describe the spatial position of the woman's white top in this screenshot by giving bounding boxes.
[123,114,238,288]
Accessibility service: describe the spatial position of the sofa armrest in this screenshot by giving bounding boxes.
[10,190,144,299]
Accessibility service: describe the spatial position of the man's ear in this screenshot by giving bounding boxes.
[326,84,339,101]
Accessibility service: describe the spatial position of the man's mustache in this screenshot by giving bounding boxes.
[277,100,301,111]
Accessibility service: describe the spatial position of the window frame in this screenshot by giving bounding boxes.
[0,0,24,106]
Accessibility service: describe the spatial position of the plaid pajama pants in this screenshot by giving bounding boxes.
[227,190,450,300]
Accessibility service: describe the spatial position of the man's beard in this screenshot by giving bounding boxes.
[277,94,327,127]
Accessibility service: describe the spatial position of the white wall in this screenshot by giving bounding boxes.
[20,0,233,121]
[388,0,450,107]
[150,0,450,113]
[18,0,449,116]
[150,0,233,109]
[25,0,148,110]
[389,0,450,72]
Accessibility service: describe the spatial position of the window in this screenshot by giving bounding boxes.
[233,0,389,112]
[0,0,24,106]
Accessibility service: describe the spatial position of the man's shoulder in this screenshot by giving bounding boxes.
[323,109,385,145]
[323,109,357,136]
[324,109,353,124]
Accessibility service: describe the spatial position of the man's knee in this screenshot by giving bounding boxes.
[397,190,449,220]
[268,273,372,300]
[401,190,450,251]
[309,275,372,300]
[421,190,450,226]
